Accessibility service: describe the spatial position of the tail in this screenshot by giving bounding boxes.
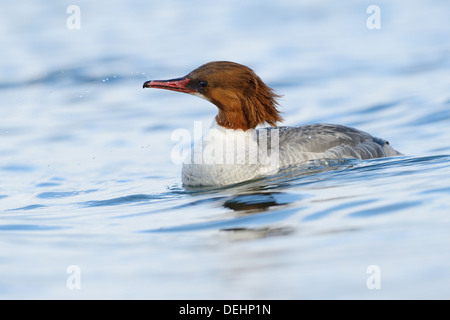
[383,143,403,157]
[372,136,403,157]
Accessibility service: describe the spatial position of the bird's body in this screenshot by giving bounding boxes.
[143,61,402,187]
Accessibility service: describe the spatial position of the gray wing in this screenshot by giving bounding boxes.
[261,124,401,166]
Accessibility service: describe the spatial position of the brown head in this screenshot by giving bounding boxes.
[143,61,283,130]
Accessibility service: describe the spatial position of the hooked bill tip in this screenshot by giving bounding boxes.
[143,80,151,89]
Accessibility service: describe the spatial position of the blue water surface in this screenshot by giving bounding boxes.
[0,0,449,299]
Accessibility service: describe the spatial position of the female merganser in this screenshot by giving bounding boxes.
[143,61,402,187]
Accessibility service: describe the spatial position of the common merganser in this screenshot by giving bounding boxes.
[143,61,402,187]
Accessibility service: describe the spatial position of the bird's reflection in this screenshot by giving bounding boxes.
[218,191,300,239]
[220,226,295,240]
[222,192,287,213]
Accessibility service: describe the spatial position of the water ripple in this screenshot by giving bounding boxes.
[349,201,423,218]
[0,224,65,231]
[81,193,169,207]
[7,204,47,211]
[37,189,97,199]
[142,207,300,233]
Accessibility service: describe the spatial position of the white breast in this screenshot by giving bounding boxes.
[181,121,280,186]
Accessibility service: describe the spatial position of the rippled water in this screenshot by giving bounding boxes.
[1,0,450,299]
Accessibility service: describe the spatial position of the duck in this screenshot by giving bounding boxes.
[143,61,402,187]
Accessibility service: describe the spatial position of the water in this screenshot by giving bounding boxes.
[1,0,450,299]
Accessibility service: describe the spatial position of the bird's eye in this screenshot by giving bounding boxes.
[199,81,208,88]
